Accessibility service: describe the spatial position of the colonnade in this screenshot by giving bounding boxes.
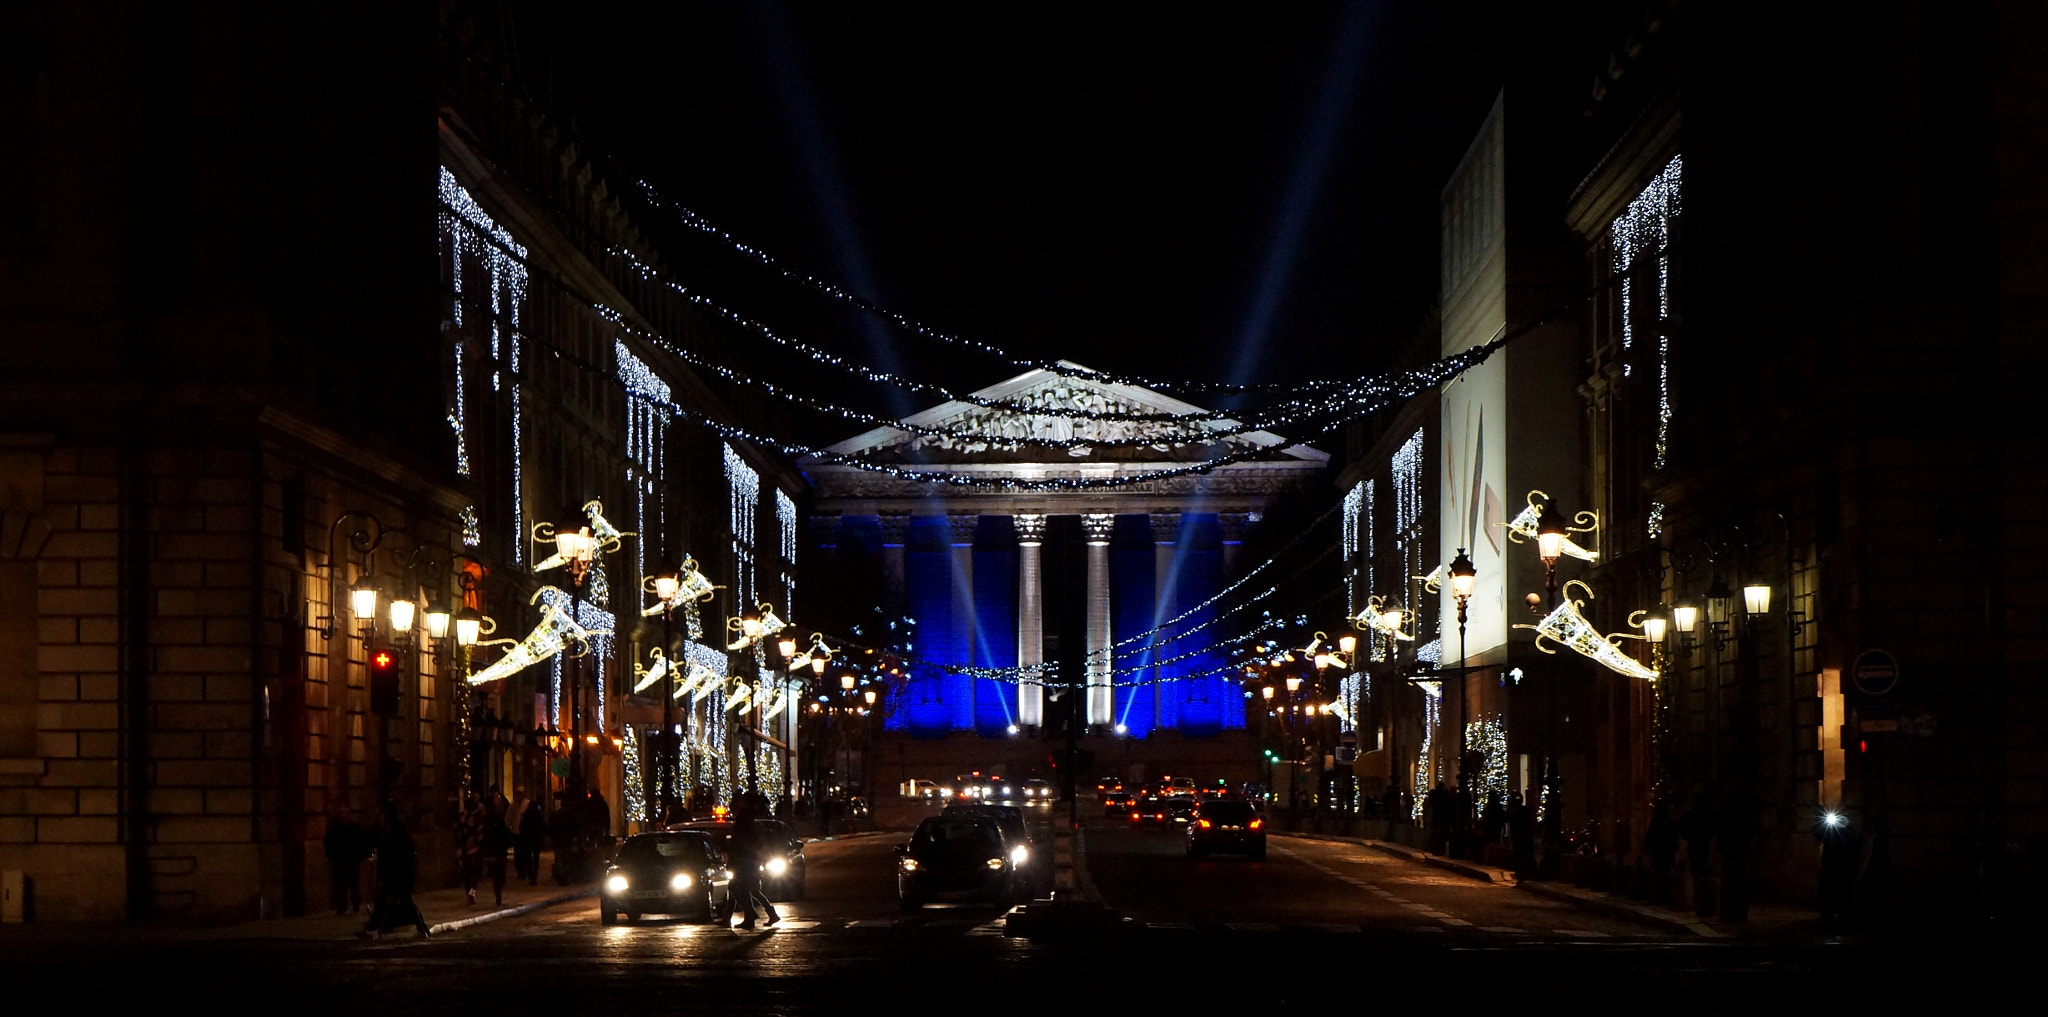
[814,511,1254,735]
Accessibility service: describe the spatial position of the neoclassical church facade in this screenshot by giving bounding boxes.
[801,364,1326,740]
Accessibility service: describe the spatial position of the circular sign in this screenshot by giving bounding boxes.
[1852,648,1900,696]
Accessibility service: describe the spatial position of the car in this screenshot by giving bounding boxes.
[942,802,1040,890]
[903,779,939,799]
[598,830,734,925]
[1020,778,1055,803]
[953,772,995,800]
[1102,791,1137,816]
[1162,776,1197,798]
[1130,796,1174,829]
[671,818,808,900]
[987,775,1014,801]
[1095,777,1125,794]
[898,814,1017,910]
[1186,798,1266,859]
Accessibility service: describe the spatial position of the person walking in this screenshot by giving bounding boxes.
[728,811,780,929]
[1679,792,1718,918]
[455,793,486,906]
[516,798,545,886]
[323,808,370,915]
[481,801,512,906]
[1506,791,1536,880]
[1644,801,1680,902]
[1718,788,1758,922]
[1815,811,1861,932]
[362,799,430,940]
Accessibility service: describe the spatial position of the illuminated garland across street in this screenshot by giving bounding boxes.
[631,181,1347,397]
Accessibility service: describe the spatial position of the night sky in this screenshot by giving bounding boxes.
[500,2,1536,433]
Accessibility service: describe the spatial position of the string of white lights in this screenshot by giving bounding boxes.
[631,182,1351,397]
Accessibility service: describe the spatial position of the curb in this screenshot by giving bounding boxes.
[426,890,591,937]
[1514,881,1729,938]
[1274,831,1509,884]
[804,830,891,844]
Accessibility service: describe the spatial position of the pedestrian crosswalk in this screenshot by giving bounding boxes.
[599,914,1635,940]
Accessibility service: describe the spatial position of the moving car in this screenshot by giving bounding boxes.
[1130,796,1174,829]
[902,779,939,799]
[598,830,733,925]
[943,802,1041,894]
[1186,799,1266,860]
[672,818,808,900]
[1020,778,1054,803]
[1095,776,1125,794]
[898,814,1016,910]
[1102,791,1137,816]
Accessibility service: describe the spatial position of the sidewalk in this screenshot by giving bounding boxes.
[1274,831,1820,939]
[0,857,592,945]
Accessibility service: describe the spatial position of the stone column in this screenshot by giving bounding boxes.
[1013,514,1046,728]
[1082,513,1115,726]
[948,513,979,731]
[878,513,909,618]
[1150,513,1180,730]
[1219,512,1255,575]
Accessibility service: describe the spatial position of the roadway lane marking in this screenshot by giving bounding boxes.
[1398,902,1432,911]
[1554,929,1610,938]
[1480,926,1524,934]
[1439,918,1473,927]
[847,920,897,927]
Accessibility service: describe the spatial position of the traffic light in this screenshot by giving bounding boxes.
[369,646,402,715]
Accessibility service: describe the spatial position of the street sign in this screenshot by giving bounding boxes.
[1337,729,1358,763]
[1852,648,1900,697]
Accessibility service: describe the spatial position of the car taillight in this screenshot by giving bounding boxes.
[1130,812,1140,820]
[1198,820,1213,829]
[1249,819,1263,829]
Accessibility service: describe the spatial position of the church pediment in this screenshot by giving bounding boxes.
[814,362,1326,467]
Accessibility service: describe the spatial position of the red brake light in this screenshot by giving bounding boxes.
[1130,812,1140,820]
[1249,819,1263,830]
[1198,820,1213,829]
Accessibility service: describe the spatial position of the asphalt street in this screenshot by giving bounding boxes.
[0,799,2018,1012]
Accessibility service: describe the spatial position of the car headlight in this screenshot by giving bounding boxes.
[899,858,920,872]
[986,858,1005,870]
[1010,845,1029,865]
[764,857,789,877]
[1001,787,1012,797]
[605,874,629,894]
[669,873,693,891]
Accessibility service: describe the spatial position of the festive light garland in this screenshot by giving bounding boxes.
[630,181,1351,397]
[1511,580,1658,682]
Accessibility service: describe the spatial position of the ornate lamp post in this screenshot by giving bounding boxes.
[1447,548,1477,806]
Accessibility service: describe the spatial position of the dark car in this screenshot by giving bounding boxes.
[898,814,1016,910]
[599,830,733,925]
[1186,799,1267,860]
[1020,778,1055,804]
[673,818,808,900]
[940,802,1037,886]
[1102,791,1137,816]
[1130,796,1174,829]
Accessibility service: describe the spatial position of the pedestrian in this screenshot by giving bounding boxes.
[1815,811,1861,932]
[728,806,780,929]
[515,798,545,885]
[1855,816,1892,929]
[1644,801,1680,902]
[1679,791,1717,918]
[481,801,513,907]
[1718,788,1758,922]
[323,807,369,915]
[455,792,485,906]
[362,799,430,940]
[1506,792,1535,879]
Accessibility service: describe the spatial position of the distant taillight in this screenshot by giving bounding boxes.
[1249,819,1263,830]
[1198,820,1213,829]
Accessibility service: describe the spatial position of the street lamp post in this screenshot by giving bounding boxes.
[1447,549,1477,839]
[650,562,684,824]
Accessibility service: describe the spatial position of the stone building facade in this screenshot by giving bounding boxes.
[0,6,804,921]
[1342,2,2048,914]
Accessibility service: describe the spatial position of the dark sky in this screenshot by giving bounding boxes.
[499,2,1530,428]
